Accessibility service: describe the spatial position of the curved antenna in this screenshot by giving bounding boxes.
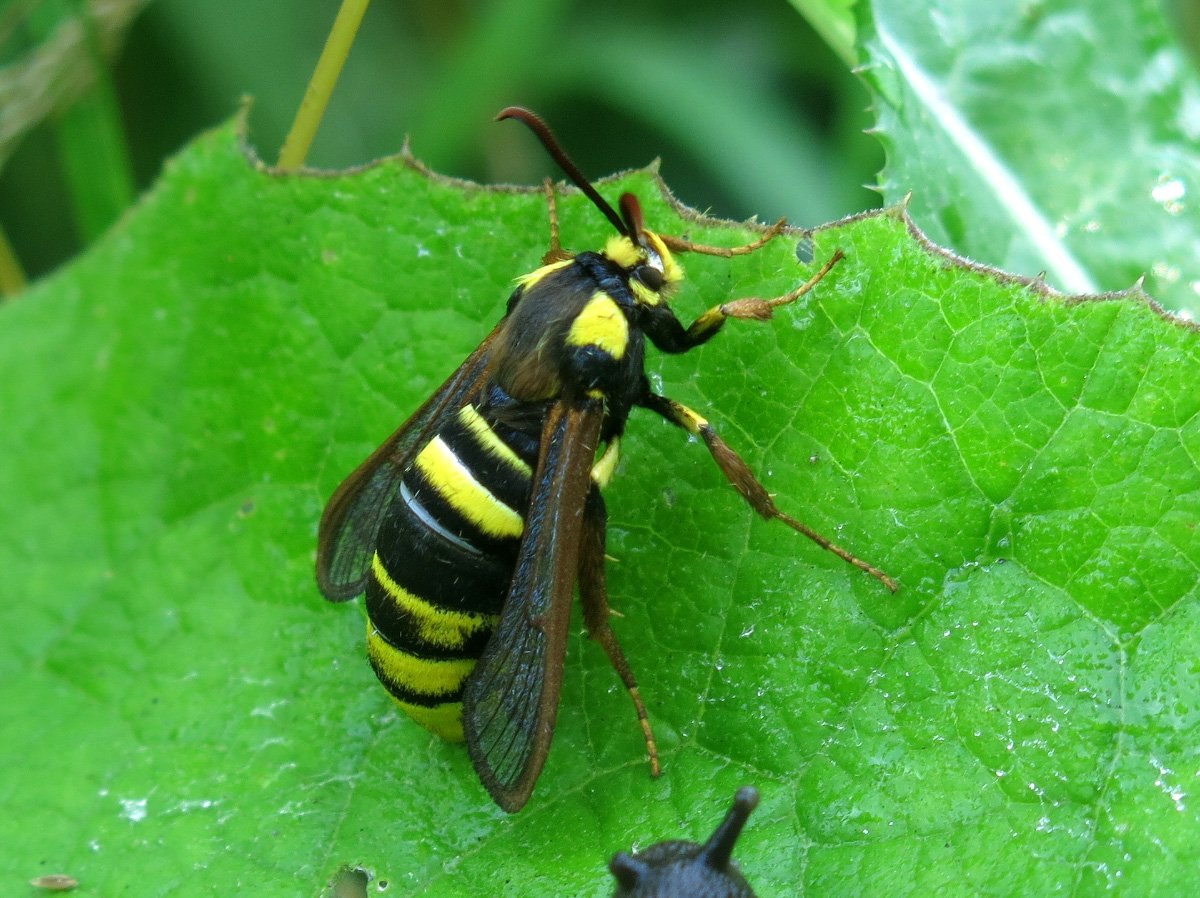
[496,106,629,237]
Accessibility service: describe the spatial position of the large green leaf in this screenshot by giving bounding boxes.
[856,0,1200,317]
[2,115,1198,897]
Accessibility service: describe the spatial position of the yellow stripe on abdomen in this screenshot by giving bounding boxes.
[367,623,476,741]
[458,404,532,476]
[367,624,476,697]
[371,553,496,650]
[414,436,524,538]
[394,699,465,742]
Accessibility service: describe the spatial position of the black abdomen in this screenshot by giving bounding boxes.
[364,401,536,741]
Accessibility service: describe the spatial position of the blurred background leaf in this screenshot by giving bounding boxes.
[0,0,881,284]
[5,0,1198,310]
[859,0,1200,316]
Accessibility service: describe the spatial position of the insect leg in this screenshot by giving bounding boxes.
[639,390,898,592]
[659,218,788,257]
[579,489,662,776]
[642,250,844,354]
[540,178,573,264]
[686,248,845,347]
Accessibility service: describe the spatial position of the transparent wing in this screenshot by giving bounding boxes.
[462,396,603,811]
[315,324,501,600]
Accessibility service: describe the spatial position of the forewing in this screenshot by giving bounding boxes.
[463,397,604,811]
[315,323,502,600]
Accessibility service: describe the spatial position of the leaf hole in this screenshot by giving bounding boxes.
[325,866,369,898]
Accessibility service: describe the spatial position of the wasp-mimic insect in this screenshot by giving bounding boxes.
[317,107,895,812]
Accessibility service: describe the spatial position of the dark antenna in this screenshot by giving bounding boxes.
[496,106,629,237]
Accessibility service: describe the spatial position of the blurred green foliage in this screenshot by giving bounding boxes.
[0,0,882,282]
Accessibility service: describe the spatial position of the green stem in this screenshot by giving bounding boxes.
[278,0,372,170]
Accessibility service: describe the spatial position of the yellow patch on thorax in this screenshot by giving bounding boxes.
[516,258,574,291]
[566,292,628,358]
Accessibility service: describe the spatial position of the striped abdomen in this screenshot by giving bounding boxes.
[365,402,535,741]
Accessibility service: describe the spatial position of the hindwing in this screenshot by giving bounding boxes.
[316,323,503,600]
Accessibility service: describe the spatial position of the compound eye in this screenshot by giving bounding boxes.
[635,265,664,291]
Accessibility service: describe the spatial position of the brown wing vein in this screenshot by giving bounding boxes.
[463,397,603,811]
